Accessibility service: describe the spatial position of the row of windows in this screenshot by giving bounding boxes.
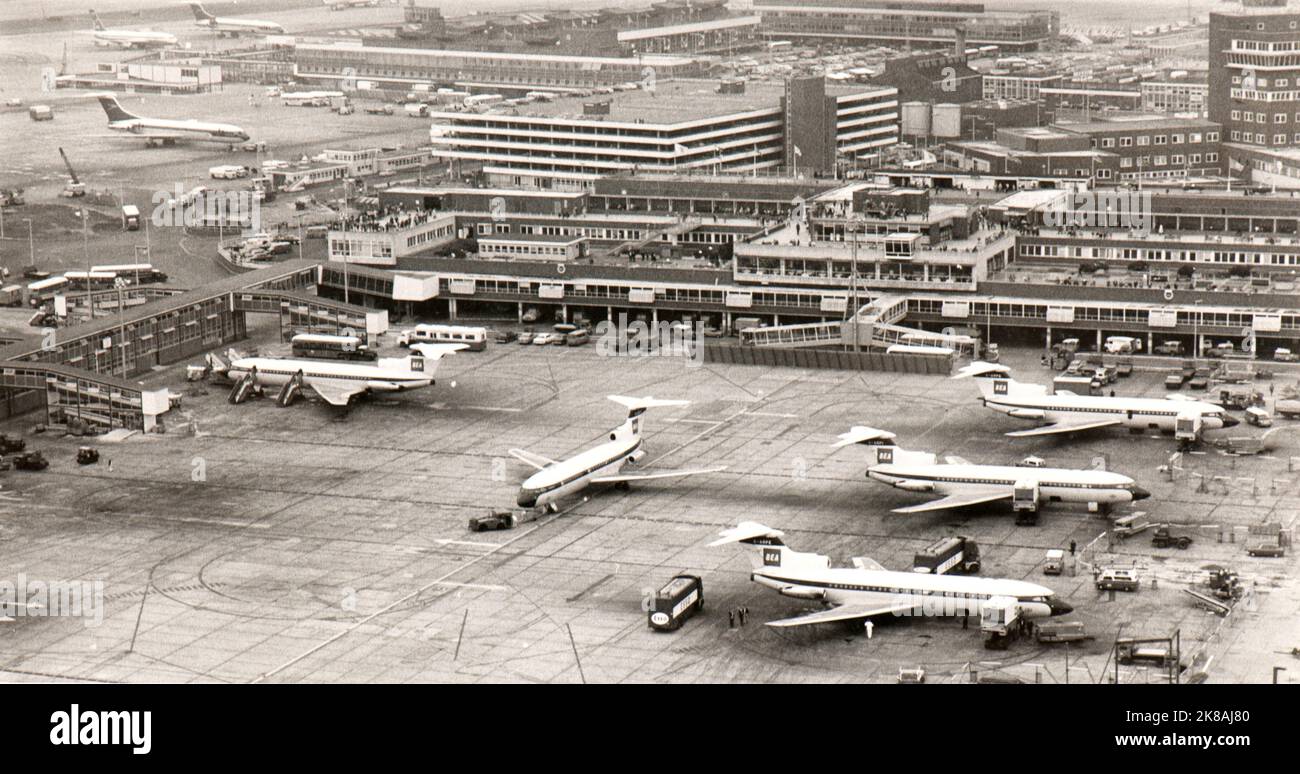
[1229,130,1300,145]
[1101,131,1216,148]
[1020,242,1300,265]
[1231,110,1300,122]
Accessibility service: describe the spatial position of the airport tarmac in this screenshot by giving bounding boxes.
[1,337,1295,683]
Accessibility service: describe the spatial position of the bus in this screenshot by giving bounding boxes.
[397,324,488,351]
[26,275,70,306]
[290,333,377,361]
[63,271,118,291]
[647,574,704,631]
[91,263,168,285]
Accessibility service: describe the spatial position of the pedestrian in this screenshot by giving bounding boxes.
[728,610,735,629]
[1069,539,1077,556]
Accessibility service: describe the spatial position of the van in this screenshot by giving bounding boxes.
[305,225,329,239]
[1043,549,1065,575]
[565,329,590,346]
[1245,406,1272,427]
[1095,568,1139,592]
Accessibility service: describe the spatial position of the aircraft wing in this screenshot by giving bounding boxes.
[1005,419,1124,438]
[944,455,971,466]
[892,491,1013,514]
[408,342,469,360]
[508,448,557,470]
[766,602,916,628]
[591,465,726,484]
[307,378,367,407]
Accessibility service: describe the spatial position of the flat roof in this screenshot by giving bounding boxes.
[294,42,698,68]
[470,79,878,125]
[1056,116,1219,134]
[617,15,761,42]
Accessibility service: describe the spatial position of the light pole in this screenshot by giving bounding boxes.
[24,218,33,271]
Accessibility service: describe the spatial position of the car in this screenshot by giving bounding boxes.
[1275,348,1299,362]
[517,330,535,345]
[469,509,517,532]
[493,330,517,344]
[1016,456,1046,468]
[1165,372,1186,389]
[0,433,25,454]
[1247,543,1285,558]
[1095,568,1139,592]
[533,332,560,346]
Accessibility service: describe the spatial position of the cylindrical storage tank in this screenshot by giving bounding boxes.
[900,101,931,137]
[932,103,962,138]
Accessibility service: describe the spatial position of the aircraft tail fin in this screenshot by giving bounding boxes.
[96,93,137,123]
[832,426,896,449]
[832,426,934,466]
[608,395,689,439]
[190,3,216,21]
[710,522,830,573]
[954,361,1013,380]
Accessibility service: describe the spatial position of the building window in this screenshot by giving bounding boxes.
[1276,134,1288,144]
[1278,113,1289,124]
[1120,136,1133,147]
[1102,137,1115,148]
[1154,135,1167,145]
[1207,132,1219,142]
[1138,136,1150,146]
[1244,112,1254,122]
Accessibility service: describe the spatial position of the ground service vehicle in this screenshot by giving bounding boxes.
[469,509,517,532]
[399,324,487,351]
[1013,480,1039,524]
[1043,549,1065,575]
[912,536,981,574]
[1245,406,1272,427]
[13,451,49,471]
[121,205,140,230]
[648,574,703,631]
[0,433,26,453]
[77,447,100,465]
[1151,526,1193,549]
[1095,568,1139,592]
[1165,371,1186,389]
[291,333,376,361]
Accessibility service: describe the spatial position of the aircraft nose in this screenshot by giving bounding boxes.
[1131,485,1151,501]
[1048,597,1073,616]
[1220,414,1240,428]
[516,490,537,509]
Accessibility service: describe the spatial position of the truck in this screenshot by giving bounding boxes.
[1154,340,1184,356]
[1013,480,1040,524]
[121,205,140,231]
[12,450,48,471]
[912,536,981,575]
[1214,384,1262,410]
[209,165,248,180]
[1175,413,1202,444]
[1053,374,1100,395]
[1034,620,1092,643]
[647,574,704,631]
[0,285,22,307]
[0,433,26,454]
[1151,525,1193,549]
[981,597,1023,649]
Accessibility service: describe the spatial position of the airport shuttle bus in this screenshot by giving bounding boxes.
[291,333,377,361]
[64,271,118,292]
[398,324,487,351]
[91,264,168,285]
[26,276,70,306]
[648,574,704,631]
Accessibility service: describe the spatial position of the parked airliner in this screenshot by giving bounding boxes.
[510,396,725,510]
[832,426,1150,513]
[86,10,177,48]
[223,343,464,406]
[97,95,250,145]
[711,521,1072,628]
[956,362,1237,438]
[189,3,285,36]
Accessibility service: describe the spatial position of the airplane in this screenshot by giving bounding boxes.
[710,521,1073,628]
[831,426,1150,514]
[510,396,726,510]
[956,362,1238,438]
[189,3,285,36]
[324,0,380,10]
[86,10,178,48]
[96,94,251,146]
[221,343,464,406]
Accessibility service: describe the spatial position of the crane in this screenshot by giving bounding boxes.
[59,147,85,198]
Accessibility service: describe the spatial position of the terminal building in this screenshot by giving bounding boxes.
[1208,0,1300,188]
[427,77,899,187]
[752,0,1059,52]
[292,43,704,93]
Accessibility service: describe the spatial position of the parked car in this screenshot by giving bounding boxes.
[517,330,535,345]
[1165,371,1186,389]
[1247,543,1285,558]
[532,332,561,346]
[494,330,517,344]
